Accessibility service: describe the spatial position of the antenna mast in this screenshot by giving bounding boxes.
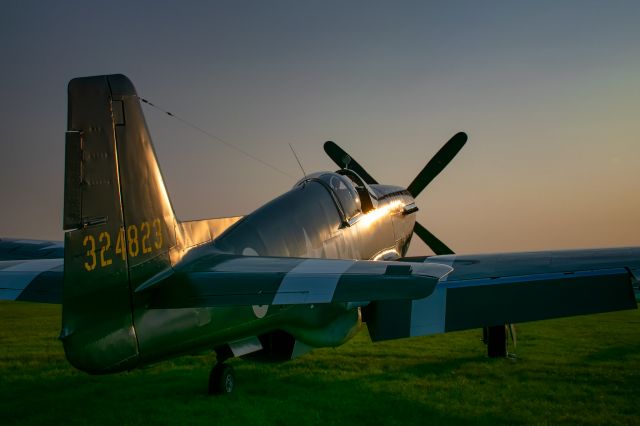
[289,143,307,179]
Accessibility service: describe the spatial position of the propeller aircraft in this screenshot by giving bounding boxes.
[1,74,638,394]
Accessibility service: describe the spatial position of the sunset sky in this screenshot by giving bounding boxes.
[1,1,638,255]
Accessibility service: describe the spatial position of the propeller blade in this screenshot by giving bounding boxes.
[413,221,454,255]
[323,141,378,185]
[406,132,467,198]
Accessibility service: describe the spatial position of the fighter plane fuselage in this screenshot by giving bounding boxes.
[130,175,419,369]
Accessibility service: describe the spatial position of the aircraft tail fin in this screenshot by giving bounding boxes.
[61,74,178,373]
[64,74,179,264]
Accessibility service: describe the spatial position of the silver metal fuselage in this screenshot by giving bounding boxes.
[132,175,418,368]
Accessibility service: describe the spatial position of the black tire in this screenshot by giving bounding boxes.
[486,325,507,358]
[208,364,235,395]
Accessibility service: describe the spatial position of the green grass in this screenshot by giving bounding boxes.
[1,301,639,425]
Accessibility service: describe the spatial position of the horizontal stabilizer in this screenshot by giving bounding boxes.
[146,254,453,308]
[178,216,243,250]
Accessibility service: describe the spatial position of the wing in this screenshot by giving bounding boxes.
[365,247,640,341]
[0,238,64,303]
[0,238,452,306]
[140,254,453,308]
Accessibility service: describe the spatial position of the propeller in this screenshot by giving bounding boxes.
[406,132,467,198]
[413,222,454,255]
[323,132,466,255]
[325,134,517,357]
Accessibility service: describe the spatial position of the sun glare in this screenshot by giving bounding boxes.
[359,200,404,229]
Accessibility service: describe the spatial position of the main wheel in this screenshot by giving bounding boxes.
[208,363,235,395]
[486,325,507,358]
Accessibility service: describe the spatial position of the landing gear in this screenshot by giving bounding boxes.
[208,363,235,395]
[484,325,507,358]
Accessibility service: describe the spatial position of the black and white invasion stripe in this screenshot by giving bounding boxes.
[0,258,64,303]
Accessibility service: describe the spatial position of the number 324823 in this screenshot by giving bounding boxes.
[82,219,163,271]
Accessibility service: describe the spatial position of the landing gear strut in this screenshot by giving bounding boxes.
[484,325,507,358]
[208,363,235,395]
[209,348,235,395]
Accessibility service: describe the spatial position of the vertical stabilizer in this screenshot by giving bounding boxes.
[62,74,177,373]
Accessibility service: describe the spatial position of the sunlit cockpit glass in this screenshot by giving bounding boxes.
[326,174,361,221]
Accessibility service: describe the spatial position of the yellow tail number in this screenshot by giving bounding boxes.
[82,219,164,272]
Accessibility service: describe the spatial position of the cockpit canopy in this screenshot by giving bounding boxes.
[336,169,377,213]
[295,170,377,225]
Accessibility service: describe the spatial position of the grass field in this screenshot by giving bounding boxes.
[1,301,639,425]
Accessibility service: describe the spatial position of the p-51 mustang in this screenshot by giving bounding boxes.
[1,74,638,394]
